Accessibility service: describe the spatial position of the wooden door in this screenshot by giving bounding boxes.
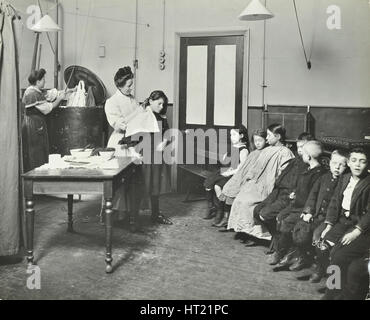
[178,35,245,163]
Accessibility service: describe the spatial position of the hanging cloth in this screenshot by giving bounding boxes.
[66,80,86,107]
[85,86,96,107]
[0,5,20,256]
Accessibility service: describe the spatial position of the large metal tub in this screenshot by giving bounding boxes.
[48,65,108,156]
[48,107,108,156]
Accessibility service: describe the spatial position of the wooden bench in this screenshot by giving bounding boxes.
[178,164,217,202]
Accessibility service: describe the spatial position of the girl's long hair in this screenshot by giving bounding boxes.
[267,123,286,144]
[250,128,267,150]
[232,124,249,150]
[142,90,169,116]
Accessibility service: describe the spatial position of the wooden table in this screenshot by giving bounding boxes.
[22,157,139,273]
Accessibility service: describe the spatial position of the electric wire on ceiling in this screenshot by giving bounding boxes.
[293,0,311,69]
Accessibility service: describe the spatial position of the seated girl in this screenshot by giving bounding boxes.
[203,124,249,222]
[226,124,295,240]
[214,129,267,229]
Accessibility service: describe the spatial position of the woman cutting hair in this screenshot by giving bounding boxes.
[22,68,70,171]
[105,66,143,157]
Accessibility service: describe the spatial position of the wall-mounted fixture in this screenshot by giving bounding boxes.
[99,45,106,58]
[159,50,166,70]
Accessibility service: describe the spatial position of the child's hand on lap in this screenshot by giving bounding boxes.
[300,213,313,223]
[221,168,232,177]
[320,224,332,239]
[340,229,361,245]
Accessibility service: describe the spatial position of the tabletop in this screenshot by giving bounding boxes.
[22,156,136,180]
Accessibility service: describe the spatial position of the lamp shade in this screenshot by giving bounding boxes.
[238,0,274,21]
[30,14,61,32]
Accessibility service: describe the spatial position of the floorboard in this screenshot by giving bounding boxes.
[0,194,323,300]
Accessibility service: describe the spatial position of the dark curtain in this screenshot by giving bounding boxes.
[0,2,20,256]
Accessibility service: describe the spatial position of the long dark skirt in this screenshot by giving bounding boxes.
[142,163,171,197]
[22,111,49,172]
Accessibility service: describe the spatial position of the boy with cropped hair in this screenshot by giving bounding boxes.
[316,148,370,299]
[267,140,326,268]
[296,149,348,282]
[251,132,315,249]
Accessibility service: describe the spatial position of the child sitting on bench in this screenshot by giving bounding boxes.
[215,129,267,229]
[315,148,370,299]
[203,124,250,225]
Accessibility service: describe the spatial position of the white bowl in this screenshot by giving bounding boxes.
[70,149,92,158]
[99,150,115,161]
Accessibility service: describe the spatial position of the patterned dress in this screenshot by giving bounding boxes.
[227,146,295,239]
[219,149,263,205]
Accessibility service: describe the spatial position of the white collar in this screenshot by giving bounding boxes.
[28,86,42,93]
[233,143,246,148]
[115,89,133,99]
[349,176,359,186]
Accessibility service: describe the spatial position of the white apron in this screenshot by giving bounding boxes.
[105,90,159,157]
[105,90,139,157]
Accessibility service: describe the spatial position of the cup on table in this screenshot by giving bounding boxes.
[48,154,62,167]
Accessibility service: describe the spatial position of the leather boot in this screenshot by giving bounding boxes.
[203,190,216,219]
[310,244,330,283]
[267,250,285,265]
[212,200,224,226]
[276,248,297,268]
[214,211,229,228]
[289,252,309,271]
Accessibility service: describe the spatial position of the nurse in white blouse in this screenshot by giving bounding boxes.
[104,67,144,216]
[105,66,143,157]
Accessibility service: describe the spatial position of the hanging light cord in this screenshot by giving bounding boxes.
[293,0,311,69]
[162,0,166,51]
[37,0,56,55]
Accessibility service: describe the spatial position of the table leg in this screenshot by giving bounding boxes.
[104,198,113,273]
[99,196,105,224]
[128,168,141,232]
[25,198,35,266]
[67,194,74,232]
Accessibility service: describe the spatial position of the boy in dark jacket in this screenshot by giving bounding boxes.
[267,141,326,267]
[293,150,348,280]
[252,133,314,249]
[317,148,370,299]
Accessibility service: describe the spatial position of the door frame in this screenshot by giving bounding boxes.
[172,28,251,191]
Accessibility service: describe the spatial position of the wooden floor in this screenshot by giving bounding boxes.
[0,194,324,300]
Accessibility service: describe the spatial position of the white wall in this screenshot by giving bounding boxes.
[14,0,370,108]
